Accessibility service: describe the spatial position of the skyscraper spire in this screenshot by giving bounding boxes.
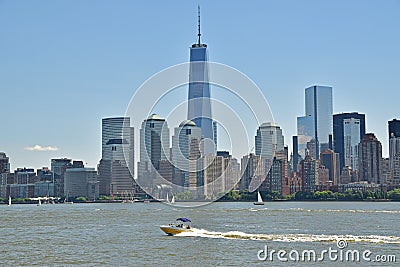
[197,5,201,45]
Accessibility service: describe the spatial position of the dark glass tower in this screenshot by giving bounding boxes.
[388,119,400,138]
[292,136,299,172]
[333,112,366,171]
[187,6,215,153]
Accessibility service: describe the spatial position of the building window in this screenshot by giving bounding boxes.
[112,146,117,151]
[186,129,191,135]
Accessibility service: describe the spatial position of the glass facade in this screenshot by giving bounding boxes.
[101,117,134,168]
[255,122,284,162]
[333,112,365,171]
[388,119,400,138]
[171,121,202,189]
[389,119,400,169]
[187,45,215,154]
[296,115,314,158]
[304,85,333,157]
[139,114,170,174]
[343,118,361,170]
[99,117,135,196]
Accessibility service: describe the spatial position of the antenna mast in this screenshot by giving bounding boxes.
[197,5,201,45]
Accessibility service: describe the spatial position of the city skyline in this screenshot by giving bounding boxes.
[1,1,400,170]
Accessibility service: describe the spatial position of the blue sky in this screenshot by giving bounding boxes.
[1,0,399,170]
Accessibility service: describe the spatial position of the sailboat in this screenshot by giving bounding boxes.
[8,196,11,206]
[64,192,73,204]
[253,191,264,205]
[166,193,170,203]
[37,198,42,206]
[171,195,175,204]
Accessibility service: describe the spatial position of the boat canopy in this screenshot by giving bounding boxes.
[176,217,191,222]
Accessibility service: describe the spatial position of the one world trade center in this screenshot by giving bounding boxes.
[187,6,216,154]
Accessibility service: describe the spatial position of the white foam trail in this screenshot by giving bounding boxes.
[176,228,400,244]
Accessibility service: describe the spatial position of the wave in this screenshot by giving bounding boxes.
[265,208,400,214]
[176,229,400,244]
[223,208,400,214]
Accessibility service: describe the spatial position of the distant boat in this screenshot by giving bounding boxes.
[166,193,170,203]
[37,198,42,206]
[64,192,73,204]
[171,195,175,204]
[253,191,264,205]
[8,196,11,206]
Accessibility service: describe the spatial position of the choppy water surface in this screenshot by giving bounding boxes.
[1,202,399,266]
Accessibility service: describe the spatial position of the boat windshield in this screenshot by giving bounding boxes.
[176,217,191,222]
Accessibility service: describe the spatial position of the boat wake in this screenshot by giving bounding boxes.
[176,229,400,244]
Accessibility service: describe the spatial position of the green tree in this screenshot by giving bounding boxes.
[76,197,87,202]
[388,189,400,200]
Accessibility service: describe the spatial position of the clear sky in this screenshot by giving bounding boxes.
[1,0,399,170]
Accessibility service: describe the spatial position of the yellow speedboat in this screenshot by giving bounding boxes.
[160,218,193,236]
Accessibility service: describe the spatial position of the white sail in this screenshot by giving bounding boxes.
[37,198,42,206]
[171,195,175,204]
[8,196,11,206]
[257,191,263,203]
[166,193,170,203]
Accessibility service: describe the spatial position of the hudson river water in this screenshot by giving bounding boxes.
[1,202,399,266]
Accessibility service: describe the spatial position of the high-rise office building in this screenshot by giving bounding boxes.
[391,154,400,185]
[202,151,240,199]
[255,122,284,166]
[203,154,225,199]
[318,165,330,186]
[389,119,400,169]
[0,152,10,198]
[333,113,366,171]
[260,157,283,194]
[171,120,203,191]
[51,158,72,197]
[187,7,215,154]
[358,133,382,184]
[64,167,99,200]
[320,149,340,185]
[297,115,313,158]
[300,153,319,192]
[388,119,400,139]
[240,153,265,191]
[389,137,400,169]
[98,117,135,196]
[297,85,333,159]
[101,117,134,170]
[292,136,299,172]
[0,152,10,174]
[138,114,170,188]
[306,138,318,159]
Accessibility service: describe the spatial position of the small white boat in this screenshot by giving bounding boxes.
[64,192,73,204]
[37,198,42,206]
[171,195,175,204]
[8,196,11,206]
[253,191,264,205]
[160,218,193,236]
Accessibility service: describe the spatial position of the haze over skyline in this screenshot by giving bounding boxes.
[1,0,399,170]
